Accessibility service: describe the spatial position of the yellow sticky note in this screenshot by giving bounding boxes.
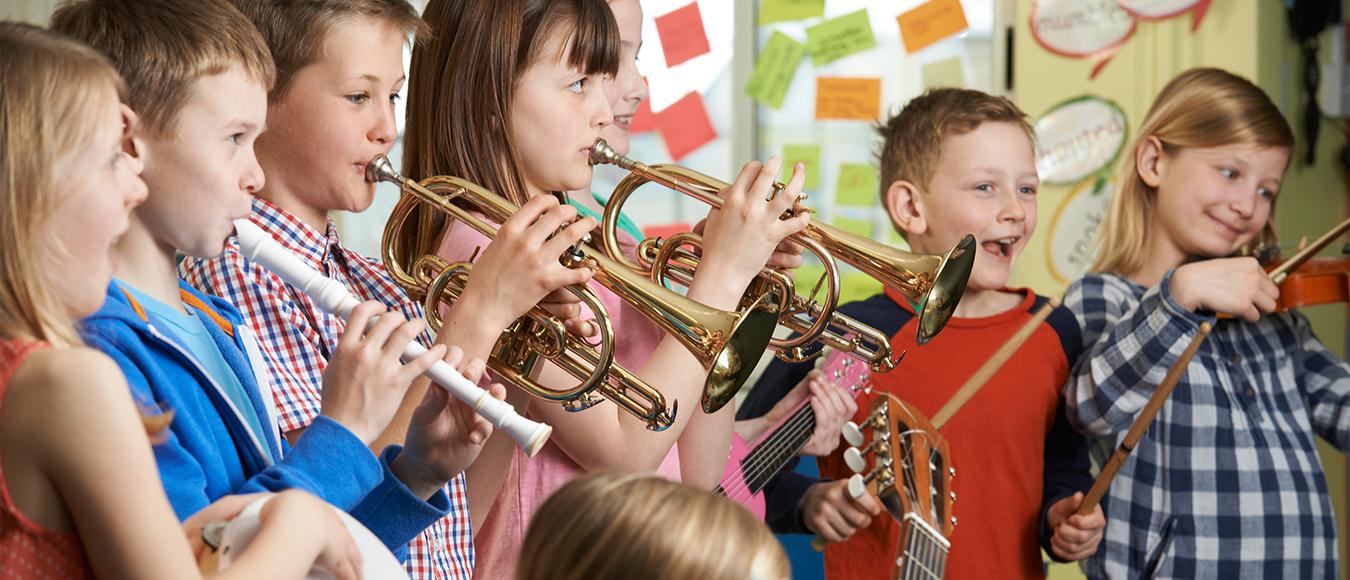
[898,0,968,54]
[760,0,825,25]
[921,57,966,89]
[805,9,877,66]
[815,77,881,121]
[745,32,807,109]
[782,144,821,190]
[835,163,880,207]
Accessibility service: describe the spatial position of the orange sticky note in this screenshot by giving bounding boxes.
[815,77,881,121]
[897,0,968,54]
[655,3,711,67]
[656,92,717,161]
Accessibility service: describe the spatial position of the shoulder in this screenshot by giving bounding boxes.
[1034,294,1084,366]
[7,348,136,435]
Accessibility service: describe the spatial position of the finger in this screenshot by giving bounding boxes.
[442,345,465,369]
[525,203,581,247]
[361,307,407,354]
[564,317,599,338]
[820,510,857,542]
[853,491,884,516]
[460,357,488,384]
[383,316,426,357]
[749,157,785,209]
[1241,303,1262,322]
[398,343,446,385]
[692,219,707,236]
[774,209,813,239]
[541,286,584,305]
[540,301,582,320]
[500,194,560,238]
[837,502,873,528]
[725,160,764,206]
[1055,524,1094,545]
[1253,288,1278,314]
[768,161,806,216]
[541,215,597,259]
[766,251,804,269]
[338,301,384,349]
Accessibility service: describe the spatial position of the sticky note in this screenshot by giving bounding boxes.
[815,77,881,121]
[760,0,825,25]
[898,0,969,54]
[835,163,880,207]
[921,57,966,89]
[656,91,717,161]
[655,3,711,67]
[745,32,807,109]
[781,144,821,190]
[833,216,874,240]
[805,9,876,66]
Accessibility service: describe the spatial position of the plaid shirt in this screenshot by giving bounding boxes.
[180,197,473,580]
[1064,271,1348,579]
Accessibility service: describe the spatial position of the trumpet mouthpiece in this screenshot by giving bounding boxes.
[365,154,398,185]
[589,139,623,167]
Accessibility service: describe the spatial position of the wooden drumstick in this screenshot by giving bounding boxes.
[1075,322,1212,516]
[931,297,1060,429]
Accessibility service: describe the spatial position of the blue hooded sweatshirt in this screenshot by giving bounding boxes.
[81,280,450,560]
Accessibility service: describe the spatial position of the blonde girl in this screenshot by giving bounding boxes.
[0,21,358,578]
[1064,67,1348,578]
[517,473,790,580]
[401,0,808,576]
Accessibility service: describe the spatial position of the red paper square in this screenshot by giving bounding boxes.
[656,92,716,161]
[655,3,711,67]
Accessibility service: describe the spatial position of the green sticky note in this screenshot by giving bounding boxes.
[833,216,873,240]
[922,57,966,89]
[835,163,880,207]
[782,144,821,190]
[805,9,876,66]
[760,0,825,25]
[745,32,807,109]
[840,272,883,304]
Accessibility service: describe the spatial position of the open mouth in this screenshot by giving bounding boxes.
[613,114,633,131]
[981,237,1019,258]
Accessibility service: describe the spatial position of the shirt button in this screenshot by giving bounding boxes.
[1244,387,1257,397]
[1230,354,1243,364]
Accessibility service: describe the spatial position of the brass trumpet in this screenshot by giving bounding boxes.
[589,139,975,373]
[368,155,780,423]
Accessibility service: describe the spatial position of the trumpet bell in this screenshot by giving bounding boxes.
[703,290,781,413]
[916,234,976,345]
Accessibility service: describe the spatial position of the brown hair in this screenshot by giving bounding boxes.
[517,473,790,580]
[229,0,428,103]
[50,0,275,136]
[876,88,1033,212]
[1092,68,1295,276]
[0,22,124,348]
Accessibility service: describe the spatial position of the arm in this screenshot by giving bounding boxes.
[1039,401,1099,562]
[1294,310,1350,450]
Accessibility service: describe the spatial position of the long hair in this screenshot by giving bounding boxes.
[0,22,125,348]
[517,473,790,580]
[1091,68,1295,276]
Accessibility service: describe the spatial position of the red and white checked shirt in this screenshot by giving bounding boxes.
[180,197,473,579]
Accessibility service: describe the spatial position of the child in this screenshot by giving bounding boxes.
[53,0,501,567]
[738,88,1105,578]
[401,0,809,576]
[517,473,790,580]
[1064,67,1345,578]
[0,20,359,578]
[178,1,597,576]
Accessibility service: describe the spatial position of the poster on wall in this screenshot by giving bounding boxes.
[1034,96,1128,185]
[1029,0,1135,78]
[1047,177,1115,284]
[1116,0,1213,31]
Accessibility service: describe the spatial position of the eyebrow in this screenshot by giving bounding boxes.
[351,74,407,85]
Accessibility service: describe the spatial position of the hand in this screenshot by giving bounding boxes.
[320,301,447,444]
[1047,492,1105,561]
[458,195,597,331]
[537,287,598,338]
[695,158,812,294]
[183,493,268,560]
[802,479,883,543]
[692,219,805,270]
[393,347,505,499]
[745,371,856,456]
[1169,257,1279,321]
[261,490,362,580]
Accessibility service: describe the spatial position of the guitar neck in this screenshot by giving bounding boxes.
[895,513,950,580]
[736,404,818,494]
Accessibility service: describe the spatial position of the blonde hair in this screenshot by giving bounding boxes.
[50,0,276,136]
[1092,67,1295,275]
[877,87,1032,212]
[0,22,125,348]
[230,0,428,103]
[517,473,790,580]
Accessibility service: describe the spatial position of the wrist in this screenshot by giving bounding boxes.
[390,450,446,501]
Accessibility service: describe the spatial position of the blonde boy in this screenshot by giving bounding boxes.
[738,88,1104,578]
[55,0,494,565]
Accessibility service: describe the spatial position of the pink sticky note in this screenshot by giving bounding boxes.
[655,3,711,67]
[656,92,717,161]
[629,77,657,134]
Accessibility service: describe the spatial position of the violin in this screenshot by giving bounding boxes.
[1267,252,1350,312]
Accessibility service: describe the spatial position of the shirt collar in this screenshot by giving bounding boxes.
[249,197,343,266]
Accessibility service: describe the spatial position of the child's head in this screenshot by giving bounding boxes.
[51,0,275,259]
[404,0,618,205]
[0,22,146,345]
[879,88,1038,293]
[231,0,427,216]
[1094,68,1294,276]
[517,473,789,580]
[599,0,647,157]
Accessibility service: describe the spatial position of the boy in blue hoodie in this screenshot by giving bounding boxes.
[52,0,499,559]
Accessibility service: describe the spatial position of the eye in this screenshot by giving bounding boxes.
[567,78,585,94]
[975,183,994,192]
[227,133,245,145]
[1257,186,1276,200]
[1018,185,1038,196]
[1218,167,1238,180]
[346,92,370,105]
[389,93,402,105]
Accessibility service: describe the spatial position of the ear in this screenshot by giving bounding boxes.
[119,104,145,162]
[1135,135,1167,188]
[884,179,927,237]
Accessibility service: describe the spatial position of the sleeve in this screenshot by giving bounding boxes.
[1062,271,1214,437]
[348,446,453,560]
[736,354,817,421]
[1294,310,1350,451]
[1038,401,1095,560]
[182,244,327,433]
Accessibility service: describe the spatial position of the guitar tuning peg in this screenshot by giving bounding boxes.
[949,466,956,477]
[841,421,864,447]
[950,491,957,502]
[844,447,866,473]
[847,474,868,499]
[951,515,958,527]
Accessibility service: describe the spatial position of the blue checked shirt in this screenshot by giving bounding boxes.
[181,198,473,580]
[1064,270,1349,579]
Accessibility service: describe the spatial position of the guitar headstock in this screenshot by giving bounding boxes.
[840,393,955,539]
[817,349,872,400]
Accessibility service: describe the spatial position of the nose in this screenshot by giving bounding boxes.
[591,81,614,130]
[999,190,1026,222]
[371,99,398,145]
[242,149,266,194]
[1230,188,1257,219]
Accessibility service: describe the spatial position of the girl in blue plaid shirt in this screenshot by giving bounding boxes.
[1064,67,1350,578]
